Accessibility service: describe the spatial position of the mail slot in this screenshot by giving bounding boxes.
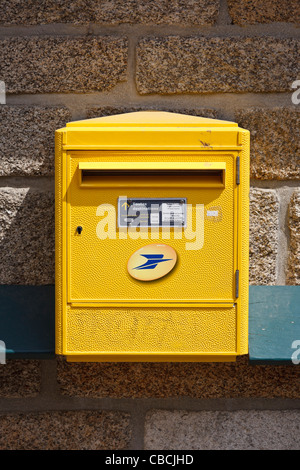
[55,111,250,362]
[79,162,226,188]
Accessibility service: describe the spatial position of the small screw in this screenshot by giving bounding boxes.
[76,226,83,234]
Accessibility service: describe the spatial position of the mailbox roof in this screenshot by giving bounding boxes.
[66,111,238,128]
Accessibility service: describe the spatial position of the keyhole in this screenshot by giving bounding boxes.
[76,226,83,235]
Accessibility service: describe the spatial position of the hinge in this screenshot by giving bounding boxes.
[236,156,240,185]
[235,270,239,299]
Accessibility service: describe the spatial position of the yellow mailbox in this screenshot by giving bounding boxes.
[55,111,250,362]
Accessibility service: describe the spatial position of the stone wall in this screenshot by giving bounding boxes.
[0,0,299,450]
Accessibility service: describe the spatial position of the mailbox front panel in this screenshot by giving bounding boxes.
[67,151,237,305]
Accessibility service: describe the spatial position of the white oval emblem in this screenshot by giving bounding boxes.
[127,244,177,281]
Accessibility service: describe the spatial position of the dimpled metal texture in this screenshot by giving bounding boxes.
[66,306,237,354]
[238,131,250,354]
[55,130,63,354]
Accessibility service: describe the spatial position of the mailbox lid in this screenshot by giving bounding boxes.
[65,111,238,127]
[61,112,241,151]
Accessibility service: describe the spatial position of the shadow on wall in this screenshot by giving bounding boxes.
[0,186,55,285]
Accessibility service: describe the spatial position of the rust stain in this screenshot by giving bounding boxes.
[199,140,213,149]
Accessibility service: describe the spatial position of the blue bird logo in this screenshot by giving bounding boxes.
[134,254,172,270]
